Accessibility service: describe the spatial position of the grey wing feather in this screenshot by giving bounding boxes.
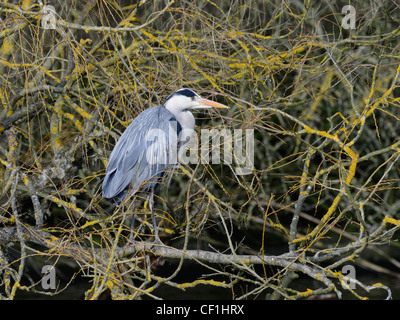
[102,107,179,202]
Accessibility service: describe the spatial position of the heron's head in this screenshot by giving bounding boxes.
[164,88,228,114]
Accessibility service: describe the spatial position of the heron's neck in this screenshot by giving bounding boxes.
[166,107,195,158]
[166,107,195,132]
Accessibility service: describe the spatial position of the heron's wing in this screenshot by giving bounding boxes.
[102,107,181,201]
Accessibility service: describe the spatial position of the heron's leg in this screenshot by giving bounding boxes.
[149,188,162,244]
[128,198,137,243]
[129,213,136,242]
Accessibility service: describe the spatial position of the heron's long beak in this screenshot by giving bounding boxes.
[193,98,229,109]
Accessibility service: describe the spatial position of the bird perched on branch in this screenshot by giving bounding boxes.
[102,88,228,244]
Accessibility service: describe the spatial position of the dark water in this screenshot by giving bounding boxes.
[14,261,400,300]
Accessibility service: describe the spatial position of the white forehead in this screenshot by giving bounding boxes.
[165,94,192,109]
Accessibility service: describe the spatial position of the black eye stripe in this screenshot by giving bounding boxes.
[164,88,198,105]
[176,89,197,98]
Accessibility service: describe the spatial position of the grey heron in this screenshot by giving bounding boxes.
[102,88,228,244]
